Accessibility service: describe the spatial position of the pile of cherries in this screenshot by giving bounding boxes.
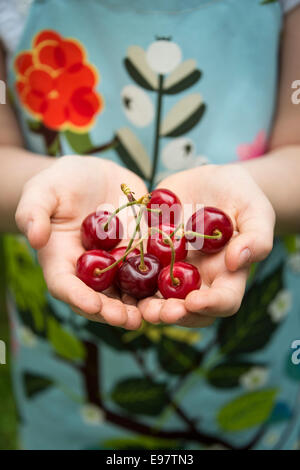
[76,186,233,300]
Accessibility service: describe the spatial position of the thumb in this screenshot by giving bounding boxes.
[15,182,57,250]
[225,205,275,271]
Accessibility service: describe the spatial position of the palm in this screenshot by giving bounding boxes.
[33,156,148,329]
[139,164,274,327]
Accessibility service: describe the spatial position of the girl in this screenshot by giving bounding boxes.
[0,0,300,450]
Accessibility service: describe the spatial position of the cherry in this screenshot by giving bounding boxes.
[116,254,161,299]
[146,188,181,226]
[76,250,117,292]
[147,224,187,267]
[158,261,201,299]
[81,210,123,251]
[110,246,140,267]
[186,206,233,254]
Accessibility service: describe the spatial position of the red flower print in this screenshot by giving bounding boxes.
[237,130,268,161]
[14,30,103,131]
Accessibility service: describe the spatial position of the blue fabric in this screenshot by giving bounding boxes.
[5,0,300,450]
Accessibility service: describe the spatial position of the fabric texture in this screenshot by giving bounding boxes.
[2,0,300,451]
[0,0,300,58]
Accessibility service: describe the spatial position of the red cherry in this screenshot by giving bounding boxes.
[146,188,181,226]
[158,262,201,299]
[147,224,187,267]
[81,210,123,251]
[76,250,117,292]
[116,254,161,299]
[186,206,233,254]
[110,246,140,267]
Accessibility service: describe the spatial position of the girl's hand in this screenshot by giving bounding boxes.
[15,155,148,330]
[139,164,275,327]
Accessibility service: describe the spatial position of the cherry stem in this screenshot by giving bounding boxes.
[169,223,184,240]
[121,184,147,271]
[150,227,179,286]
[93,235,148,276]
[102,200,159,231]
[137,207,146,272]
[184,229,222,240]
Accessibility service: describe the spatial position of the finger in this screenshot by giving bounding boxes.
[97,294,128,327]
[226,200,275,271]
[185,269,248,318]
[38,232,103,315]
[175,314,215,328]
[74,302,141,330]
[72,307,106,323]
[47,271,104,316]
[40,230,130,326]
[139,297,164,324]
[15,182,57,249]
[159,298,187,324]
[123,305,142,330]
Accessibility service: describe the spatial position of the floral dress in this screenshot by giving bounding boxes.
[3,0,300,450]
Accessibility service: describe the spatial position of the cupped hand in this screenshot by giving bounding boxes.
[15,155,149,329]
[139,164,275,327]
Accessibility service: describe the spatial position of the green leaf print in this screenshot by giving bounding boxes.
[111,378,168,416]
[217,388,278,432]
[124,46,158,91]
[206,362,266,389]
[115,127,151,180]
[283,234,298,254]
[85,323,152,351]
[163,60,202,95]
[85,323,125,350]
[24,372,53,398]
[64,130,94,154]
[102,436,181,450]
[261,0,278,5]
[157,336,201,375]
[160,94,206,137]
[217,264,284,355]
[47,317,86,361]
[4,235,47,332]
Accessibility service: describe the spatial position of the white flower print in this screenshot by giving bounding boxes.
[121,85,154,127]
[288,253,300,273]
[162,137,195,170]
[80,404,105,425]
[162,137,209,172]
[146,39,182,75]
[239,367,269,391]
[18,326,37,348]
[268,290,292,323]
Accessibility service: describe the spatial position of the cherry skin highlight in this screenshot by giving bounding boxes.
[158,261,201,299]
[116,254,161,299]
[147,224,187,267]
[110,246,140,267]
[81,210,123,251]
[186,206,233,254]
[76,249,117,292]
[146,188,182,226]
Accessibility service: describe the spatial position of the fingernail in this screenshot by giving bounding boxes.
[239,248,251,267]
